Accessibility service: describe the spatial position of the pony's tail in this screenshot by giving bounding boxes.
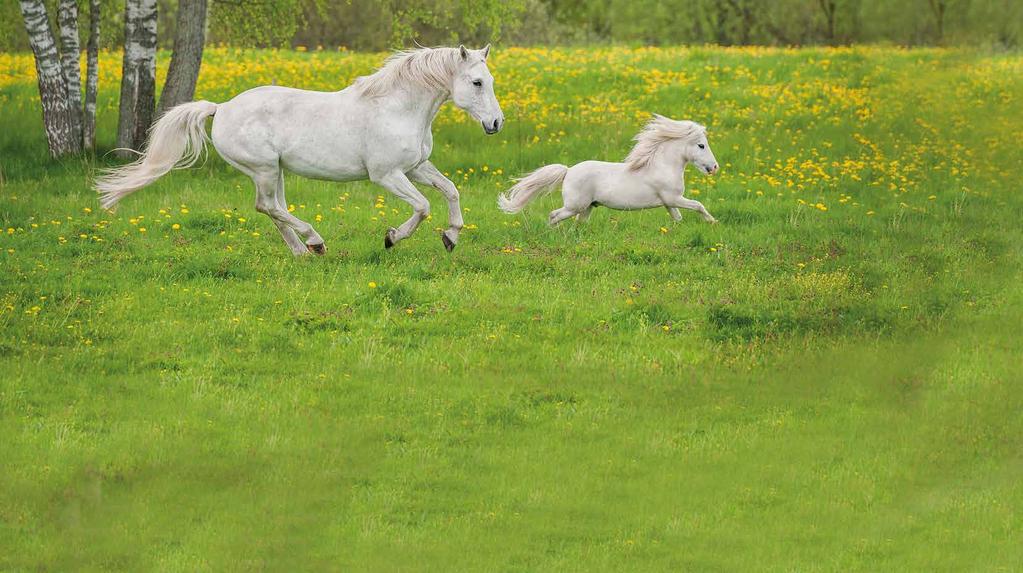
[498,164,569,214]
[95,100,218,210]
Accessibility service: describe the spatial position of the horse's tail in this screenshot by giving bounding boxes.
[498,164,569,214]
[95,100,218,210]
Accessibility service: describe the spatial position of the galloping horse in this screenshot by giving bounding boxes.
[96,45,504,254]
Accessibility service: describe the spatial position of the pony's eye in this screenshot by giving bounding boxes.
[698,144,706,149]
[472,80,483,87]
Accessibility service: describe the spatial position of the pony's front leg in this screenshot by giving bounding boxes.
[408,161,463,252]
[371,170,431,249]
[665,207,683,222]
[663,196,717,224]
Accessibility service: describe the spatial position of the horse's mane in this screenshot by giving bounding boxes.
[354,47,461,97]
[625,115,706,171]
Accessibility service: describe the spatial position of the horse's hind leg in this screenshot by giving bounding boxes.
[250,169,326,255]
[262,173,326,253]
[272,171,326,254]
[250,171,307,255]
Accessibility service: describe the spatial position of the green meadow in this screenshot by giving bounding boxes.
[1,46,1022,570]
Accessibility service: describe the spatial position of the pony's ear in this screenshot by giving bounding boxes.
[459,45,469,60]
[481,44,491,60]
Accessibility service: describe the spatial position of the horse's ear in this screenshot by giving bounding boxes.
[481,44,491,60]
[459,45,469,60]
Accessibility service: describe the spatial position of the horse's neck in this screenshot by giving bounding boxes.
[387,86,449,131]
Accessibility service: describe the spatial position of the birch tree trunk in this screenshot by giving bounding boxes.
[116,0,158,158]
[159,0,208,115]
[57,0,83,148]
[84,0,100,151]
[19,0,81,157]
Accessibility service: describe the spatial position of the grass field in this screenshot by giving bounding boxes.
[2,46,1023,570]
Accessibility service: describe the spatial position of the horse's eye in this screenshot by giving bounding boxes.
[472,80,483,87]
[698,144,706,149]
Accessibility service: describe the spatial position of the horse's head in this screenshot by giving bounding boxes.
[683,125,719,175]
[451,45,504,135]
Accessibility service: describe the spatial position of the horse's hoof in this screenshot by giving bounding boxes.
[384,228,397,249]
[441,232,456,253]
[306,242,326,255]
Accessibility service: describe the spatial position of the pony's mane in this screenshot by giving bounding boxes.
[625,115,706,170]
[354,47,461,97]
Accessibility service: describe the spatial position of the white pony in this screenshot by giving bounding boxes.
[96,45,504,254]
[498,115,719,225]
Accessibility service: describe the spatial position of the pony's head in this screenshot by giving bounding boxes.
[626,115,719,175]
[450,45,504,135]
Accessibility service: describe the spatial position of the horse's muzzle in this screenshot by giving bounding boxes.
[483,118,503,135]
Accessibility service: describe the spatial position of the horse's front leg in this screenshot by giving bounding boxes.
[665,206,683,222]
[408,161,463,252]
[370,170,431,249]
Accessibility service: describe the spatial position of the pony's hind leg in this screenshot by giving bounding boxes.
[575,206,593,223]
[548,207,578,226]
[252,171,308,255]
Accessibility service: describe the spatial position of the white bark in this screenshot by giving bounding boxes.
[117,0,158,157]
[58,0,83,147]
[19,0,81,157]
[84,0,100,150]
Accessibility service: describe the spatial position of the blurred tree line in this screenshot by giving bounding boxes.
[2,0,1021,52]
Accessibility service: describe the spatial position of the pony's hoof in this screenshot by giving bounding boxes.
[306,242,326,255]
[384,228,397,249]
[441,232,456,253]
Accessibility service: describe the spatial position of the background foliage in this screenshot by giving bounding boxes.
[2,0,1021,52]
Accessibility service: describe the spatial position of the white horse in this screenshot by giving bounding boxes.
[498,115,719,225]
[96,45,504,254]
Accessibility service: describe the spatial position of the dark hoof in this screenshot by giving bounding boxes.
[306,242,326,255]
[441,233,456,253]
[384,228,397,250]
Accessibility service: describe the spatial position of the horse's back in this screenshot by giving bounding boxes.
[211,85,369,179]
